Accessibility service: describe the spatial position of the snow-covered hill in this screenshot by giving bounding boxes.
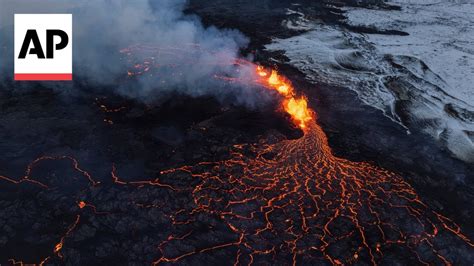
[266,0,474,162]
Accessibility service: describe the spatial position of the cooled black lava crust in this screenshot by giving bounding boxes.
[1,0,473,265]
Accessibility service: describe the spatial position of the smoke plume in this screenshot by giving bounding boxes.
[0,0,272,107]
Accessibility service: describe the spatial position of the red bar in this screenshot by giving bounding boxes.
[14,73,72,81]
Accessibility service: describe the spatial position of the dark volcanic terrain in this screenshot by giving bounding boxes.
[1,0,473,265]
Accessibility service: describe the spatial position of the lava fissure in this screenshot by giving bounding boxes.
[1,52,473,265]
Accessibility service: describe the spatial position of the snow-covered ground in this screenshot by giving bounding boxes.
[266,1,474,163]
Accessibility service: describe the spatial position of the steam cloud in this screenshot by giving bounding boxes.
[0,0,272,107]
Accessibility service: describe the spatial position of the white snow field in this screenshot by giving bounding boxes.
[266,1,474,163]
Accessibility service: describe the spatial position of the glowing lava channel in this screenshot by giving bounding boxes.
[257,66,312,130]
[1,45,473,265]
[121,48,474,264]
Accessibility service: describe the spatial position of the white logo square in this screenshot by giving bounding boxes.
[14,14,72,81]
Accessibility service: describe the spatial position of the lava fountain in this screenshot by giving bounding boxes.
[122,49,474,264]
[256,67,312,130]
[2,46,473,265]
[152,65,474,264]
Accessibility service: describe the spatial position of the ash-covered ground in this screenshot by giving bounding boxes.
[1,0,473,265]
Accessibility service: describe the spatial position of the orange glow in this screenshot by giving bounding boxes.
[256,66,312,129]
[2,49,472,265]
[268,70,280,86]
[257,66,268,77]
[277,84,290,95]
[284,97,312,129]
[54,243,63,253]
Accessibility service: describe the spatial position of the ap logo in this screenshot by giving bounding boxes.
[15,14,72,81]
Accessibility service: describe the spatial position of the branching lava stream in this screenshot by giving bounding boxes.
[1,48,473,265]
[152,66,474,265]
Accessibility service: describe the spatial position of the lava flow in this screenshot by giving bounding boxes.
[1,51,473,265]
[256,66,312,129]
[152,66,474,265]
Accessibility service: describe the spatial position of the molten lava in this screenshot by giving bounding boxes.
[256,65,268,77]
[2,45,473,265]
[256,66,312,129]
[268,70,281,86]
[285,97,312,129]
